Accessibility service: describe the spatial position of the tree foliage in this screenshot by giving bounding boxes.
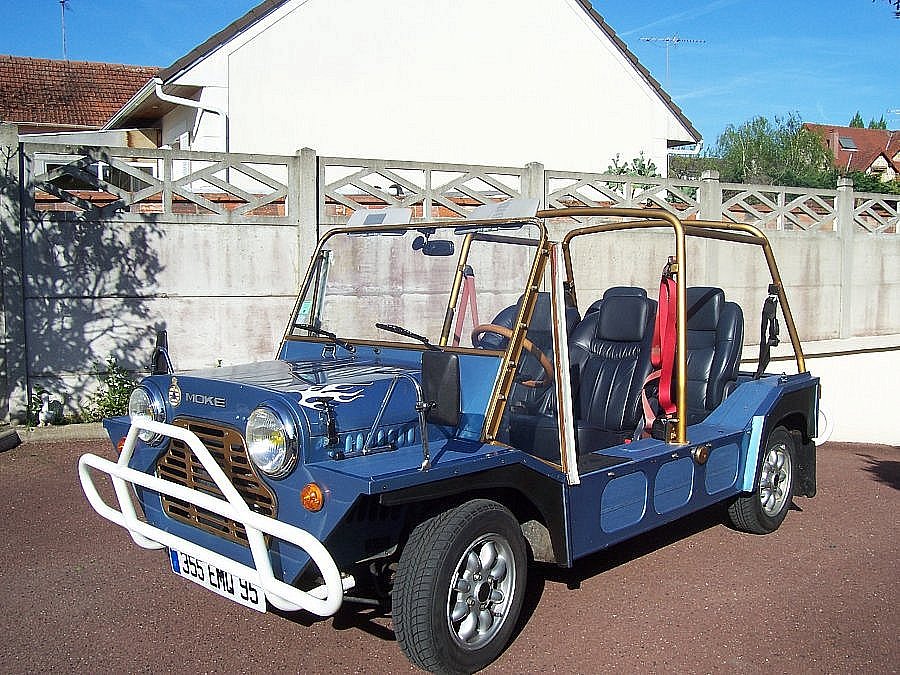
[669,154,721,180]
[873,0,900,18]
[83,358,135,422]
[851,111,888,129]
[848,170,900,194]
[714,113,834,187]
[606,151,660,177]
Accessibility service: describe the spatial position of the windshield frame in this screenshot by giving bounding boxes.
[280,216,550,355]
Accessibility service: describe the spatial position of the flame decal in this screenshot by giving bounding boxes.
[297,383,369,409]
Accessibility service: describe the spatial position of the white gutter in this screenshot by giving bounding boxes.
[668,140,705,157]
[152,77,227,118]
[103,77,227,131]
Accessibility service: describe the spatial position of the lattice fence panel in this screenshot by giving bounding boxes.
[721,184,838,230]
[545,171,700,221]
[320,157,525,222]
[854,192,899,234]
[23,143,294,223]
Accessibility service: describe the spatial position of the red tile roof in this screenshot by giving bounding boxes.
[804,123,900,174]
[0,55,158,131]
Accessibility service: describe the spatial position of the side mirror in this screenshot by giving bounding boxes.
[421,350,460,427]
[151,329,173,375]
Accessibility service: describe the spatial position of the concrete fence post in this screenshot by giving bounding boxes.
[699,169,722,221]
[0,123,27,422]
[836,177,856,339]
[294,147,319,266]
[522,161,545,209]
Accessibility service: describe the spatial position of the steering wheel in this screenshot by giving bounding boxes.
[471,323,555,387]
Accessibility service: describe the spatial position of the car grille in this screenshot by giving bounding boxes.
[156,419,277,546]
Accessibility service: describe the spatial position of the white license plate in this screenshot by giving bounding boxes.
[169,549,266,612]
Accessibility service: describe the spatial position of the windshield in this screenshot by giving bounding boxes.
[286,221,544,348]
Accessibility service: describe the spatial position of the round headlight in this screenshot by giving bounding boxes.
[246,406,297,478]
[128,386,164,443]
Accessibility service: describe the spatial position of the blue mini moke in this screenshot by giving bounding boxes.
[79,201,819,674]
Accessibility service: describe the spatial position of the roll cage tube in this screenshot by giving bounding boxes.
[549,207,690,446]
[542,206,807,447]
[439,229,546,347]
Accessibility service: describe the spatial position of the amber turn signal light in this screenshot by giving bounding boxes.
[301,483,325,512]
[117,437,127,453]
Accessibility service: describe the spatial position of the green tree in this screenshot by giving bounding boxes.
[868,116,888,129]
[606,151,661,177]
[849,111,865,127]
[669,154,722,180]
[714,113,834,186]
[848,170,900,194]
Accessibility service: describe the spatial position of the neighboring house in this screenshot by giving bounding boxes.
[805,123,900,182]
[104,0,700,173]
[0,55,158,141]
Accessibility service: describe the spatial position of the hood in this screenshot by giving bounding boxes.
[169,358,421,440]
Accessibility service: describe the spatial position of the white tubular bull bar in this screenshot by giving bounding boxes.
[78,417,352,616]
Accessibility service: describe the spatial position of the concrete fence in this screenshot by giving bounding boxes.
[1,122,898,424]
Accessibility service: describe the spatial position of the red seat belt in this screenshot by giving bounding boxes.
[655,266,677,417]
[452,266,480,347]
[642,258,678,431]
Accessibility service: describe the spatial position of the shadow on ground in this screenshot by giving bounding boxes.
[857,453,900,490]
[284,501,734,647]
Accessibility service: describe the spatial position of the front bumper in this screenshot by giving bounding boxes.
[78,416,354,615]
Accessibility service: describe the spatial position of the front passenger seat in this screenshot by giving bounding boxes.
[568,287,656,451]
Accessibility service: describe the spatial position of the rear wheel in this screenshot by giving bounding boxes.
[728,426,795,534]
[392,499,527,674]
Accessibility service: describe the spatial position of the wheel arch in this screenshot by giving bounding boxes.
[380,464,569,566]
[763,385,818,498]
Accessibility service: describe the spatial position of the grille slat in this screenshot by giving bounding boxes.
[156,419,277,546]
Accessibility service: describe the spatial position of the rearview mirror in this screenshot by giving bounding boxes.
[423,239,454,256]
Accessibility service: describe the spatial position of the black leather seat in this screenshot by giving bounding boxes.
[568,287,656,451]
[684,287,744,425]
[473,293,580,352]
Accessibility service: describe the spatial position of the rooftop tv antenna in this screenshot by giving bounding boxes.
[640,34,706,87]
[60,0,71,60]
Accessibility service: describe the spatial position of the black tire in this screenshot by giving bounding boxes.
[728,426,796,534]
[392,499,527,674]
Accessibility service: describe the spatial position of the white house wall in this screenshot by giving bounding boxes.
[169,0,694,173]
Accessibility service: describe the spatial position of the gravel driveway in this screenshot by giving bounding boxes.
[0,437,896,673]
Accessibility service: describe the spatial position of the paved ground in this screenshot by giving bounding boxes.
[0,437,896,674]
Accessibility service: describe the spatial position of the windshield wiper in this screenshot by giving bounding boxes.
[375,323,440,350]
[295,323,356,353]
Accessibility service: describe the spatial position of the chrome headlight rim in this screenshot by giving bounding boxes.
[245,403,299,479]
[128,385,165,445]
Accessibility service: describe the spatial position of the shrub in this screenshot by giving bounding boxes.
[85,358,135,422]
[27,384,50,426]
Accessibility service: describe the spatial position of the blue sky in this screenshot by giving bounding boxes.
[4,0,898,147]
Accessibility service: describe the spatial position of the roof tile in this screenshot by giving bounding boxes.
[805,123,900,174]
[0,55,159,129]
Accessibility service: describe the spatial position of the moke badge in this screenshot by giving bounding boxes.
[168,377,182,407]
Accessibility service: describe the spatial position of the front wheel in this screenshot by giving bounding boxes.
[728,426,795,534]
[392,499,527,674]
